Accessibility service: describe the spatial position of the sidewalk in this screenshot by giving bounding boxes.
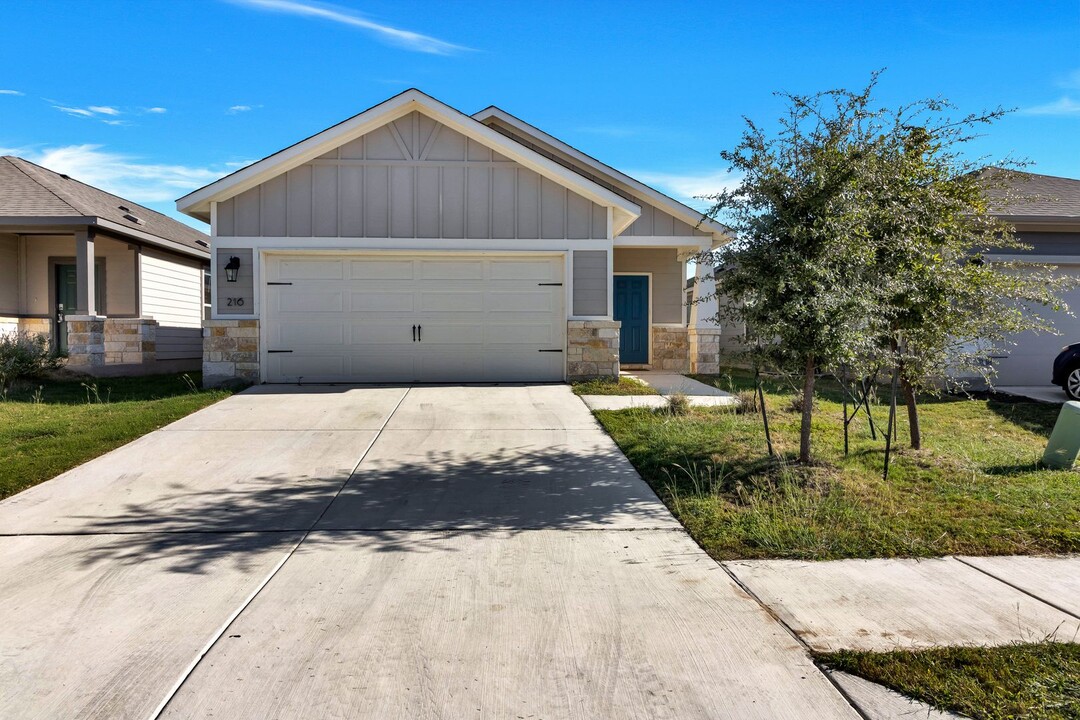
[580,371,738,410]
[726,554,1080,652]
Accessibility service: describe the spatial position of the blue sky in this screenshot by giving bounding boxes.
[1,0,1078,230]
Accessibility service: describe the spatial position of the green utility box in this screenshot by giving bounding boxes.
[1041,400,1080,469]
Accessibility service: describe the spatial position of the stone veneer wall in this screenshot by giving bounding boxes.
[203,319,260,387]
[651,326,690,372]
[64,316,105,369]
[567,320,620,380]
[689,328,723,375]
[103,318,157,365]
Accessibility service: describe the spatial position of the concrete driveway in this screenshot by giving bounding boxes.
[0,384,857,719]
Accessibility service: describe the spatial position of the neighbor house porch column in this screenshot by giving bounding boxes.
[74,228,97,316]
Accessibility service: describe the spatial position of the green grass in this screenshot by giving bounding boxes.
[821,643,1080,720]
[592,368,1080,560]
[0,373,233,499]
[570,375,658,396]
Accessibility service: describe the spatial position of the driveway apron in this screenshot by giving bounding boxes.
[0,384,857,719]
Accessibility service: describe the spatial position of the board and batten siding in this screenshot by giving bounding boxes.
[215,111,608,240]
[140,249,204,328]
[572,250,608,316]
[214,248,254,315]
[613,248,684,324]
[484,120,710,239]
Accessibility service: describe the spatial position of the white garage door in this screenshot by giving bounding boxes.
[993,265,1080,386]
[263,254,566,383]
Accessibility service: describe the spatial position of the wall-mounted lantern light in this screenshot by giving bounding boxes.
[224,256,241,283]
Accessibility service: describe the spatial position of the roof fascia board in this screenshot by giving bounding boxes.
[473,106,730,238]
[0,216,209,258]
[178,91,640,225]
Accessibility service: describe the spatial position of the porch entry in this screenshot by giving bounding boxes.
[55,262,104,352]
[614,275,649,364]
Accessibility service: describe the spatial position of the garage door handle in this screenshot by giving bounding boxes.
[417,325,422,342]
[412,325,416,342]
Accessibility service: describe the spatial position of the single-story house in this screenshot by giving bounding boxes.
[984,170,1080,386]
[0,156,210,373]
[178,89,732,386]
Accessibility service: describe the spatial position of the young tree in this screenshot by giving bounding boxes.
[703,81,884,464]
[860,110,1069,450]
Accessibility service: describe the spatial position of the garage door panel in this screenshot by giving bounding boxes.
[488,291,556,313]
[264,255,565,383]
[419,291,484,312]
[349,260,414,280]
[993,274,1080,385]
[276,260,343,280]
[420,260,484,280]
[489,259,559,281]
[279,292,345,313]
[350,291,415,313]
[279,322,345,346]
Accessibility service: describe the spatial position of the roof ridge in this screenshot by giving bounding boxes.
[3,156,84,216]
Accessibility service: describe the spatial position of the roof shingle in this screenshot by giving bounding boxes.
[0,156,209,253]
[983,168,1080,219]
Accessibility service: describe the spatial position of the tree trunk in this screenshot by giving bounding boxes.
[799,355,816,464]
[901,374,922,450]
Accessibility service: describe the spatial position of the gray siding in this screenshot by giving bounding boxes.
[613,248,683,324]
[486,121,710,238]
[215,111,608,240]
[0,234,17,314]
[999,231,1080,255]
[140,249,203,327]
[215,248,254,315]
[573,250,608,316]
[156,326,203,360]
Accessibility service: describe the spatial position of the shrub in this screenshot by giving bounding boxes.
[0,331,65,391]
[734,389,760,414]
[668,392,691,416]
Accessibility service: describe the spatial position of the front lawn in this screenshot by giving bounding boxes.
[593,369,1080,560]
[1,373,232,499]
[822,643,1080,720]
[571,375,658,396]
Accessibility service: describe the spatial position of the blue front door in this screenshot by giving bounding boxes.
[614,275,649,364]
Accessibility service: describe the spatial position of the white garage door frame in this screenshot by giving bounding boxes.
[258,249,572,384]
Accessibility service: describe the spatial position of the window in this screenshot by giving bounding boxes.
[203,268,211,321]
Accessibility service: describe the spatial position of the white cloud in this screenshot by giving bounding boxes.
[227,0,472,55]
[144,107,167,114]
[0,89,23,96]
[0,144,231,203]
[227,104,253,114]
[631,169,742,209]
[87,105,121,116]
[1021,97,1080,116]
[54,105,95,117]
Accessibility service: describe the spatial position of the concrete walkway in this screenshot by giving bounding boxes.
[581,371,738,410]
[727,555,1080,652]
[0,383,857,720]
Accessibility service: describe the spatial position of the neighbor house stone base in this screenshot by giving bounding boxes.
[103,318,157,365]
[64,316,106,368]
[0,317,52,337]
[203,319,260,387]
[567,320,620,380]
[689,328,723,375]
[651,325,690,373]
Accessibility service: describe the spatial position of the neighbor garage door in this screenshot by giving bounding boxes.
[263,254,566,383]
[992,265,1080,386]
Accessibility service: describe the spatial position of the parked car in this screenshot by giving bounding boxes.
[1051,343,1080,400]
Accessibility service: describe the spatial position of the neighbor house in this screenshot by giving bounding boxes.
[0,156,210,373]
[178,89,731,386]
[984,170,1080,386]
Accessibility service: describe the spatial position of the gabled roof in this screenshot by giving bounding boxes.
[982,168,1080,221]
[178,89,642,235]
[472,105,732,243]
[0,156,209,256]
